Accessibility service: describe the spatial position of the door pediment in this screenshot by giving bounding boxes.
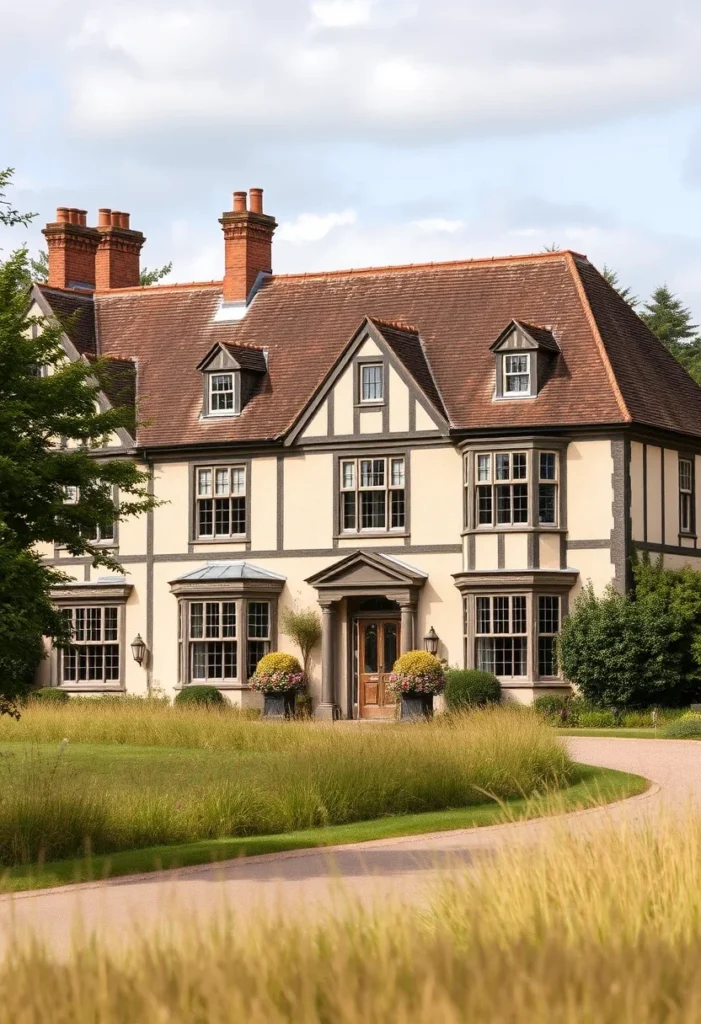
[306,550,427,602]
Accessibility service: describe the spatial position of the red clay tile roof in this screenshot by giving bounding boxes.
[368,318,448,421]
[38,251,701,446]
[35,285,97,356]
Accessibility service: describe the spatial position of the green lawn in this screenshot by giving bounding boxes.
[558,728,660,739]
[0,754,646,893]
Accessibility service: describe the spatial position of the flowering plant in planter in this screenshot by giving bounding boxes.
[386,650,445,697]
[248,652,306,694]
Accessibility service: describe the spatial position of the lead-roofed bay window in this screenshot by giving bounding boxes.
[170,562,284,690]
[49,578,132,691]
[195,465,247,540]
[339,456,406,534]
[475,595,527,677]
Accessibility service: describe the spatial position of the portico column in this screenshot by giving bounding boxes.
[316,601,337,720]
[400,602,415,654]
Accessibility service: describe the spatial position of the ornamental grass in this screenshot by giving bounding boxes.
[0,707,571,865]
[2,811,701,1022]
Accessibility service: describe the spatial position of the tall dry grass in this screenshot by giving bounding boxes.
[1,812,700,1022]
[0,707,571,864]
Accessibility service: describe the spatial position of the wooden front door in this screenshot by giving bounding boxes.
[358,618,400,719]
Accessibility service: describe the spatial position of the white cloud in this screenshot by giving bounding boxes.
[309,0,374,28]
[277,209,357,243]
[411,218,464,234]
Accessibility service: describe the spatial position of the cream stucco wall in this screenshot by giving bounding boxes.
[664,448,680,546]
[504,532,528,569]
[566,440,614,542]
[646,445,662,544]
[250,457,278,551]
[300,401,327,439]
[410,446,462,546]
[539,533,561,570]
[474,532,499,570]
[359,409,383,434]
[569,547,615,599]
[332,365,354,435]
[415,402,438,432]
[152,462,189,555]
[389,367,409,432]
[283,453,333,549]
[630,441,645,543]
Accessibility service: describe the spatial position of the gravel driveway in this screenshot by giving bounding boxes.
[0,737,698,955]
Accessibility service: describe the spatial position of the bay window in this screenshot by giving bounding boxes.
[468,449,560,529]
[475,595,527,677]
[178,596,275,687]
[60,605,121,685]
[538,596,560,677]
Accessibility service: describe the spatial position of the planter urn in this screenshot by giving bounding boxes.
[400,693,434,720]
[263,690,297,719]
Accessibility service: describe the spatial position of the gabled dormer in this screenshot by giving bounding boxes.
[489,320,560,400]
[196,342,267,418]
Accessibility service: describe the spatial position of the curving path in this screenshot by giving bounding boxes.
[0,737,699,955]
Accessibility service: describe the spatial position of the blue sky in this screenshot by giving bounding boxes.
[5,0,701,318]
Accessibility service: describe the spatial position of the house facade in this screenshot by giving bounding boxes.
[31,192,701,717]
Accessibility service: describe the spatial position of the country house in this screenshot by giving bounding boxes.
[30,190,701,717]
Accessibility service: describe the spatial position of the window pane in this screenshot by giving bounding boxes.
[104,607,118,642]
[496,454,510,480]
[207,643,222,678]
[342,462,355,489]
[476,597,491,635]
[476,637,495,673]
[538,637,557,677]
[248,602,270,639]
[87,646,103,680]
[477,486,493,525]
[215,468,229,495]
[540,452,556,480]
[538,596,560,635]
[104,645,120,680]
[360,491,386,529]
[63,648,77,681]
[360,460,373,487]
[371,460,385,486]
[493,597,509,634]
[222,603,237,638]
[681,493,692,533]
[86,607,102,642]
[192,645,206,679]
[198,469,212,496]
[512,596,527,634]
[223,642,237,678]
[539,484,556,525]
[390,489,405,529]
[231,468,246,495]
[496,485,512,524]
[205,602,220,638]
[506,354,528,374]
[364,624,378,673]
[210,374,234,411]
[390,458,405,487]
[214,498,230,535]
[680,459,693,492]
[513,484,529,523]
[197,499,213,537]
[383,623,398,673]
[247,640,269,680]
[73,608,85,641]
[190,604,204,638]
[342,491,356,530]
[512,453,527,479]
[231,497,246,535]
[361,364,383,401]
[477,455,491,483]
[99,519,115,542]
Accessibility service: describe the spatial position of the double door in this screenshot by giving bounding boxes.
[358,618,401,719]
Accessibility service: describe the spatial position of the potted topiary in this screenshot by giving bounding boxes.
[386,650,445,719]
[249,652,306,718]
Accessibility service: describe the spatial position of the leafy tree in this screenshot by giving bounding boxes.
[0,168,35,230]
[139,262,172,287]
[0,168,159,702]
[280,607,322,679]
[601,264,638,308]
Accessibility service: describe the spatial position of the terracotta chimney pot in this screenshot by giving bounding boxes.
[220,187,277,304]
[98,208,112,228]
[233,191,248,213]
[249,188,263,214]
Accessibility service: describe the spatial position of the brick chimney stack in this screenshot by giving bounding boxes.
[95,210,145,290]
[42,208,100,290]
[219,189,277,304]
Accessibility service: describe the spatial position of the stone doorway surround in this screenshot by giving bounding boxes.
[305,551,427,720]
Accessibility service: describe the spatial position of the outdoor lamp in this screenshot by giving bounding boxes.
[130,633,147,666]
[423,626,439,656]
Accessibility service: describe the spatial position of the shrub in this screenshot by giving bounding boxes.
[578,709,617,728]
[386,651,445,697]
[663,713,701,738]
[444,670,501,710]
[174,686,224,707]
[249,652,305,694]
[28,688,69,704]
[280,608,322,678]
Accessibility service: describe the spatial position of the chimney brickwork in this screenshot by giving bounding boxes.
[42,208,100,290]
[220,189,277,304]
[95,210,145,290]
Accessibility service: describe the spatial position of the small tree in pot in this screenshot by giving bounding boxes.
[386,650,445,719]
[280,607,322,716]
[249,653,306,718]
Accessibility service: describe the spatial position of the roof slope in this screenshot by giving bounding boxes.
[36,285,96,356]
[37,251,701,446]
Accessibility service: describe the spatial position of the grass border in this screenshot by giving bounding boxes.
[0,764,647,894]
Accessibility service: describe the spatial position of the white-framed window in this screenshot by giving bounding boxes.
[538,451,558,526]
[475,451,528,526]
[189,600,238,683]
[340,456,405,533]
[246,601,271,678]
[503,353,530,395]
[208,372,237,416]
[60,606,120,685]
[60,486,115,544]
[475,595,527,678]
[360,364,384,403]
[680,457,694,535]
[196,465,247,539]
[537,596,560,677]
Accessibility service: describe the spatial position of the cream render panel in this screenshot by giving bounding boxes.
[300,401,327,440]
[117,463,149,556]
[664,448,680,546]
[539,533,561,570]
[250,458,278,551]
[569,547,615,599]
[359,409,383,434]
[152,462,190,554]
[332,365,354,435]
[566,440,614,542]
[630,441,645,543]
[283,453,333,549]
[503,532,528,569]
[388,366,409,432]
[474,532,499,570]
[415,402,438,432]
[357,337,382,358]
[410,447,462,546]
[646,445,662,544]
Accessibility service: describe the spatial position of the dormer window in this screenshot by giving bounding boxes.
[209,372,238,416]
[503,354,530,395]
[490,320,560,401]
